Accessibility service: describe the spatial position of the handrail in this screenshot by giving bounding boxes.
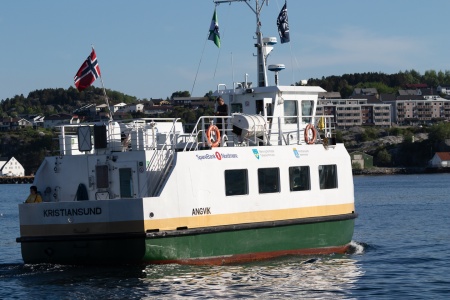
[141,118,179,197]
[54,114,336,156]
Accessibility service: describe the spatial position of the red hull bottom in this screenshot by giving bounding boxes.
[147,244,351,265]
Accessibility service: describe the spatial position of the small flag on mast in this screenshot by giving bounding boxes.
[74,49,101,91]
[277,2,290,44]
[208,8,221,48]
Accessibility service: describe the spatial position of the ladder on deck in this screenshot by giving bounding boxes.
[144,121,179,197]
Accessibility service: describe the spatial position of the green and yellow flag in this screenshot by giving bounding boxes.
[208,9,220,48]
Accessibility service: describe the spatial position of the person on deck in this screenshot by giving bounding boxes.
[215,97,228,130]
[25,186,42,203]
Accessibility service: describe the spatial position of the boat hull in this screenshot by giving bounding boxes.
[19,215,355,265]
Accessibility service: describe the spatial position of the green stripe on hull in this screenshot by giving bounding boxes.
[145,218,355,263]
[19,219,354,265]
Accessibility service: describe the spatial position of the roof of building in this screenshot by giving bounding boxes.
[398,89,417,96]
[45,114,75,121]
[353,88,378,95]
[172,97,209,102]
[348,95,381,104]
[420,88,437,96]
[380,93,397,102]
[318,92,342,99]
[436,152,450,161]
[396,95,425,101]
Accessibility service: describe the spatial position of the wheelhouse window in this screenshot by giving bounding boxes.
[231,103,243,113]
[256,100,264,115]
[289,166,310,191]
[302,100,314,123]
[319,164,338,189]
[284,100,298,124]
[258,168,280,193]
[225,169,248,196]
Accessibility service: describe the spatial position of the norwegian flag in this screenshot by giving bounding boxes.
[74,49,101,91]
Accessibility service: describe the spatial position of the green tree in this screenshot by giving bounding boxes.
[334,130,343,143]
[171,91,191,98]
[423,70,439,87]
[352,161,362,170]
[403,130,414,144]
[428,122,450,144]
[376,149,391,166]
[364,127,379,140]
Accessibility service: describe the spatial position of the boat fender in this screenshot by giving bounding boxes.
[206,125,221,147]
[304,124,317,144]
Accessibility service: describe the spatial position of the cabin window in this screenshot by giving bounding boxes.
[96,165,109,188]
[319,164,338,189]
[258,167,280,193]
[254,99,262,115]
[284,100,298,124]
[231,103,243,113]
[225,169,248,196]
[302,100,314,123]
[266,103,273,116]
[119,168,133,198]
[289,166,310,191]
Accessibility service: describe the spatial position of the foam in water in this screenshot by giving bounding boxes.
[348,240,366,255]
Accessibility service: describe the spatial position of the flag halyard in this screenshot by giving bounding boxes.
[277,2,290,44]
[74,49,101,91]
[208,9,220,48]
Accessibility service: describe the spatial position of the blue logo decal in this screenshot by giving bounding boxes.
[252,149,260,160]
[293,148,300,158]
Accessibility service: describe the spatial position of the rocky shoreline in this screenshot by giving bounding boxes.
[352,167,450,175]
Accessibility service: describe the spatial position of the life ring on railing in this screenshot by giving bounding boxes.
[206,124,221,147]
[304,123,317,144]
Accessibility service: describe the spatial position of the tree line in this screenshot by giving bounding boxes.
[302,69,450,98]
[0,87,138,118]
[2,69,449,118]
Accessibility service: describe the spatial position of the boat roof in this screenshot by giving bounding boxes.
[215,85,326,96]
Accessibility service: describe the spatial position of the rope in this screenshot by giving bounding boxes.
[191,37,209,96]
[191,3,229,96]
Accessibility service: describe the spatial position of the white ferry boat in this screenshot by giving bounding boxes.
[17,0,356,265]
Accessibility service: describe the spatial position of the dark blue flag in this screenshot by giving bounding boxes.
[277,2,290,44]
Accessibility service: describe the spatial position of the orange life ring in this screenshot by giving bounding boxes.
[206,124,221,147]
[304,123,317,144]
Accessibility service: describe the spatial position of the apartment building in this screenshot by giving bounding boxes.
[383,96,450,125]
[316,98,391,128]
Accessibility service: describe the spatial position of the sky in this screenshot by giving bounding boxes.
[2,0,450,101]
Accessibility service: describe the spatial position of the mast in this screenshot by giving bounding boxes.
[214,0,269,87]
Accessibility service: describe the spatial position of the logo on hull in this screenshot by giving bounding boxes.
[252,149,260,160]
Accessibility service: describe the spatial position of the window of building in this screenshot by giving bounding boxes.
[258,167,280,193]
[225,169,248,196]
[289,166,310,191]
[319,164,338,189]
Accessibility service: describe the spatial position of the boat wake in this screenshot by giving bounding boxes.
[347,240,368,255]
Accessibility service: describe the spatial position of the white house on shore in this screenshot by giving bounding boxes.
[0,157,25,176]
[429,152,450,168]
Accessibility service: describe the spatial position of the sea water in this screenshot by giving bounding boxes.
[1,174,449,299]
